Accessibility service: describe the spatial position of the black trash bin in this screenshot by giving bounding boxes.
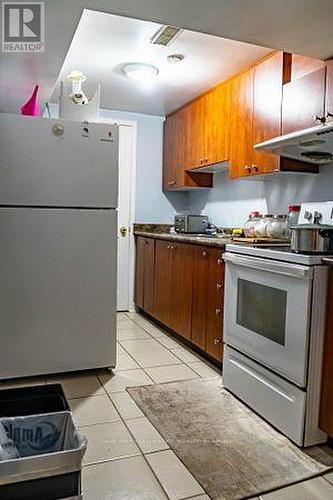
[0,384,86,500]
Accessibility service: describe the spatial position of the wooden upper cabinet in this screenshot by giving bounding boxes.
[163,106,213,191]
[184,96,206,170]
[186,82,231,170]
[205,82,231,166]
[163,110,185,190]
[282,66,326,134]
[229,68,254,179]
[252,52,291,174]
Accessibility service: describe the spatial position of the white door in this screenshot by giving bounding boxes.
[117,124,136,311]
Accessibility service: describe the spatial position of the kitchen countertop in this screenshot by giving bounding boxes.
[134,231,231,247]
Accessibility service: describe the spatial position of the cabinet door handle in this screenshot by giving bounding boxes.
[167,245,171,249]
[326,112,333,120]
[217,258,223,265]
[213,338,222,345]
[216,283,222,290]
[202,250,207,257]
[244,165,252,173]
[251,164,259,173]
[215,308,221,315]
[168,181,176,186]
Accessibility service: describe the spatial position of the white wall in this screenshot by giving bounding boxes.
[188,171,267,227]
[100,109,188,223]
[188,167,333,227]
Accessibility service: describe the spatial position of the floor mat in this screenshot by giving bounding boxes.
[128,377,330,499]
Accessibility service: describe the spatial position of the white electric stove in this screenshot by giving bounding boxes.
[222,237,330,446]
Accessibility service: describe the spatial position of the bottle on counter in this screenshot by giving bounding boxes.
[244,211,261,238]
[254,214,274,238]
[266,214,289,239]
[288,205,301,228]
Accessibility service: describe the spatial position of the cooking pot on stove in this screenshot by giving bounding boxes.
[290,224,333,253]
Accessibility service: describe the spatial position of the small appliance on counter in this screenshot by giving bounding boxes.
[174,214,209,234]
[290,201,333,253]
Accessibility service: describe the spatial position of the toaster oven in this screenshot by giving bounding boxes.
[174,214,209,234]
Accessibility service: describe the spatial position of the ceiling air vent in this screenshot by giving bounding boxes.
[151,26,183,46]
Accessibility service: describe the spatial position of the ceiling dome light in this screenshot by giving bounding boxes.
[123,63,159,82]
[167,53,185,64]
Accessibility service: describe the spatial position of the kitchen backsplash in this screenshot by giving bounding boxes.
[187,165,333,227]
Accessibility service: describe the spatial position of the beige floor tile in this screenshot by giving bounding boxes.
[69,394,120,427]
[117,326,151,340]
[187,361,220,378]
[133,317,166,337]
[120,339,182,368]
[109,391,144,420]
[115,352,139,371]
[83,455,167,499]
[81,421,140,465]
[260,477,333,499]
[117,319,136,330]
[325,472,333,485]
[145,364,199,384]
[117,342,126,355]
[172,347,202,363]
[125,311,143,320]
[189,495,211,500]
[46,373,105,399]
[146,449,205,499]
[98,368,153,393]
[126,416,169,453]
[117,312,128,321]
[0,376,46,390]
[157,335,182,350]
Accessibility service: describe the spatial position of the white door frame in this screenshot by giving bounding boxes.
[100,117,137,311]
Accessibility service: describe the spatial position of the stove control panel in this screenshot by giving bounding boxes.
[298,201,333,226]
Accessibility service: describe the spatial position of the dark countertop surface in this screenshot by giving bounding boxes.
[134,231,231,248]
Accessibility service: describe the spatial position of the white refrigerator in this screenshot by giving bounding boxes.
[0,113,119,379]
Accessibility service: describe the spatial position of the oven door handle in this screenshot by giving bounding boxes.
[322,257,333,265]
[223,253,313,279]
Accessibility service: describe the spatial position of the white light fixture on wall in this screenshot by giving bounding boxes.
[123,63,159,82]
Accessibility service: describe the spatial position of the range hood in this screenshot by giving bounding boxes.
[254,122,333,165]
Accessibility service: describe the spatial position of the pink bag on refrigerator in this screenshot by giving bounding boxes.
[21,85,40,116]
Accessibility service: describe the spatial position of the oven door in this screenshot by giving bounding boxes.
[223,252,313,387]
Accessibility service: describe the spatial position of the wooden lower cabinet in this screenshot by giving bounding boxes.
[152,239,172,326]
[135,236,225,363]
[170,242,194,339]
[154,240,193,339]
[134,237,155,315]
[192,246,224,361]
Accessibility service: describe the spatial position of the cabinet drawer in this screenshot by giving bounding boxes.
[223,346,306,445]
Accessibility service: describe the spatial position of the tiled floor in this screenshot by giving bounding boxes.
[1,311,333,499]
